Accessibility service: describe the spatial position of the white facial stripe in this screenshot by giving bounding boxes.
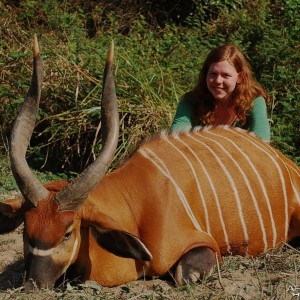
[224,127,289,240]
[139,148,203,232]
[29,244,56,257]
[62,238,79,274]
[28,237,78,269]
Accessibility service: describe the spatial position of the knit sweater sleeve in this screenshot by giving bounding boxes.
[247,96,271,142]
[170,96,193,132]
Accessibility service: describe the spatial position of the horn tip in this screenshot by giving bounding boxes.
[107,40,114,64]
[33,34,40,57]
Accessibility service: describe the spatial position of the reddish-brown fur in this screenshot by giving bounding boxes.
[1,36,299,289]
[2,127,299,288]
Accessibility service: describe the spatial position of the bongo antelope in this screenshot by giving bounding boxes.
[1,35,299,290]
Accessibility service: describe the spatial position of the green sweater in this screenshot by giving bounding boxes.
[171,96,271,142]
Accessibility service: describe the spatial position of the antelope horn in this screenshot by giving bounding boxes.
[9,34,49,206]
[55,41,119,211]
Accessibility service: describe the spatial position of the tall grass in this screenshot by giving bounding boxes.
[0,0,299,176]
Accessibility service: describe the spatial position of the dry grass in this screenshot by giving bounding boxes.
[1,189,298,300]
[1,1,176,173]
[0,224,299,300]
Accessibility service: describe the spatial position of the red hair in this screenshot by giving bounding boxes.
[187,44,269,125]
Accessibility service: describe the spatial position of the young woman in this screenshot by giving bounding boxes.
[171,44,271,142]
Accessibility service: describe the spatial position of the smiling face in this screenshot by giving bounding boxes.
[206,60,241,103]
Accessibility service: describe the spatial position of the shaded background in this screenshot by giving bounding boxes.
[0,0,299,178]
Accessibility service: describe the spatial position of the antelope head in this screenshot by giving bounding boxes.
[9,35,119,290]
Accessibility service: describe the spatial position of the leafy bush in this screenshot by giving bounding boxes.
[0,0,299,176]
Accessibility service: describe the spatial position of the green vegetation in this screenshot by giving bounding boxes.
[1,0,299,181]
[0,2,299,298]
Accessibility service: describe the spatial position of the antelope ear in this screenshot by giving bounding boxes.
[0,198,26,233]
[91,226,153,261]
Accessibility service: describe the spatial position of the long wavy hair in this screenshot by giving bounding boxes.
[186,44,270,125]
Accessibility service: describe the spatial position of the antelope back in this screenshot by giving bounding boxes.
[137,126,300,257]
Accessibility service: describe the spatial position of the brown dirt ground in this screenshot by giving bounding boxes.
[0,226,299,299]
[0,191,299,299]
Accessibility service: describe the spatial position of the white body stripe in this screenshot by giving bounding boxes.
[265,144,300,205]
[164,135,211,232]
[191,132,249,253]
[171,134,231,249]
[139,147,203,232]
[225,127,289,239]
[204,130,272,250]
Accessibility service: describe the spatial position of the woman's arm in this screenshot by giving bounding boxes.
[170,96,194,132]
[249,96,271,142]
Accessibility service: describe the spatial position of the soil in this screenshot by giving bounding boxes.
[0,191,298,299]
[0,226,298,299]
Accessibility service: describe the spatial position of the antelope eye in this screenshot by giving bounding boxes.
[64,231,72,240]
